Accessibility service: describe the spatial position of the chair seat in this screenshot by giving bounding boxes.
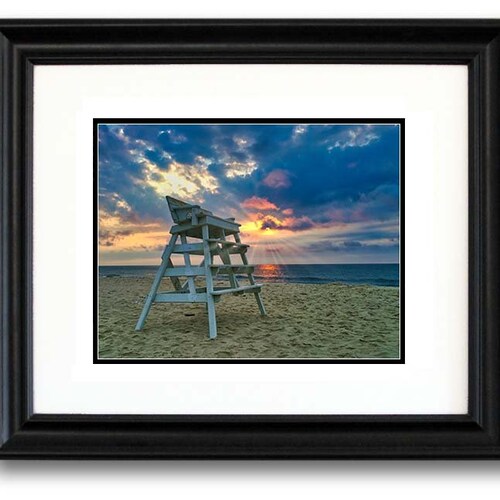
[170,214,240,239]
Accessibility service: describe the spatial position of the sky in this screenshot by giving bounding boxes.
[98,122,400,265]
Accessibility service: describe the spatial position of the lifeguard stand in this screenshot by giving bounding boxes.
[135,196,266,339]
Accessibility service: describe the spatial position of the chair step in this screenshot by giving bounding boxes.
[208,239,249,254]
[155,291,208,303]
[210,264,254,274]
[172,243,204,254]
[171,241,244,256]
[164,266,206,277]
[207,239,249,248]
[211,285,262,296]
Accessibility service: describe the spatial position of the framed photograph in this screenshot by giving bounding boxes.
[95,118,403,363]
[0,19,499,458]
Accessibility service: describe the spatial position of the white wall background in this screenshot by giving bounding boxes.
[1,0,500,499]
[0,0,499,18]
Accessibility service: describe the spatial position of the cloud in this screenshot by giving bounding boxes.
[256,213,315,232]
[262,169,292,189]
[224,160,258,178]
[308,239,399,253]
[99,229,133,246]
[259,215,281,230]
[242,196,279,211]
[342,240,363,248]
[136,243,165,252]
[327,126,379,151]
[291,125,308,142]
[158,129,187,144]
[208,128,260,179]
[283,216,315,231]
[143,157,219,200]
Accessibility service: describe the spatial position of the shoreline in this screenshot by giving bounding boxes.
[99,274,399,290]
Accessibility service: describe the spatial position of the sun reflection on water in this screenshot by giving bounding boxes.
[254,263,286,282]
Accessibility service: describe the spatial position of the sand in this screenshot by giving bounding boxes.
[98,277,400,360]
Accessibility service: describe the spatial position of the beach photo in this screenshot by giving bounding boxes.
[96,119,402,362]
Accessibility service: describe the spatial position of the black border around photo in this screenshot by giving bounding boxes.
[94,118,404,364]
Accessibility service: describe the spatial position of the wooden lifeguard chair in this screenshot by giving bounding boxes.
[135,196,266,339]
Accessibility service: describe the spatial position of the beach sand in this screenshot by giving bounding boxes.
[98,277,400,360]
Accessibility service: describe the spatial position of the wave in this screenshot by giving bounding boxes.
[252,274,398,287]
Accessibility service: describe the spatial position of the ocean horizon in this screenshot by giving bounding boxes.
[99,263,399,287]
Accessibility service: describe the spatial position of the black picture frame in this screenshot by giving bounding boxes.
[0,19,499,459]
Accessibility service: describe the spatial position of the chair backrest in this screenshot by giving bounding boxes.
[166,196,212,224]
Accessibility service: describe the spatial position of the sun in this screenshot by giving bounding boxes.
[262,227,276,236]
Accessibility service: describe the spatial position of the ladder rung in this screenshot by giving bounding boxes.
[172,243,235,256]
[164,266,206,277]
[211,285,262,296]
[206,239,249,248]
[155,292,207,303]
[172,243,204,254]
[210,265,254,274]
[226,247,248,255]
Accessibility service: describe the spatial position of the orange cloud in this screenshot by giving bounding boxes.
[242,196,279,211]
[257,214,283,230]
[262,169,291,189]
[255,213,315,232]
[282,215,315,231]
[282,208,294,216]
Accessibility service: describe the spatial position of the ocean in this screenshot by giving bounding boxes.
[99,263,399,287]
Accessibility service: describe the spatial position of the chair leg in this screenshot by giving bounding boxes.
[202,224,218,339]
[254,292,267,316]
[206,296,217,340]
[233,232,266,316]
[135,263,165,331]
[135,234,177,331]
